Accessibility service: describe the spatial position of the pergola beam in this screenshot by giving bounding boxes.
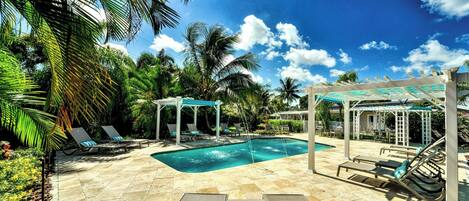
[307,75,446,94]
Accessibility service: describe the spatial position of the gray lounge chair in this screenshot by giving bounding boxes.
[187,124,209,139]
[337,147,445,200]
[70,127,128,153]
[234,123,245,136]
[354,137,446,169]
[221,123,235,136]
[263,194,307,201]
[167,124,192,141]
[180,193,228,201]
[101,126,149,148]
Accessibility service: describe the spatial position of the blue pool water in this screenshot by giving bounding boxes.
[152,138,333,173]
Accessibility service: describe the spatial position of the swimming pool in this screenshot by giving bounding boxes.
[151,137,333,173]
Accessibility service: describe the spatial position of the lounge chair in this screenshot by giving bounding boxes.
[186,124,209,139]
[101,126,149,148]
[180,193,228,201]
[337,147,446,200]
[221,123,235,136]
[167,124,192,141]
[379,145,420,157]
[234,123,245,136]
[70,127,128,153]
[263,194,307,201]
[354,137,446,169]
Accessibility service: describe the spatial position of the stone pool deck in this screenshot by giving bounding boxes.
[52,134,469,201]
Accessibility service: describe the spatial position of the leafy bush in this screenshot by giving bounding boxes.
[268,120,305,133]
[0,148,43,201]
[254,130,288,135]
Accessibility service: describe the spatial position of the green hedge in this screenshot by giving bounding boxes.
[0,148,43,201]
[268,120,305,133]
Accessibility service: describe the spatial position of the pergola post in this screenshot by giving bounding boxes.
[176,97,182,145]
[194,106,198,128]
[156,103,161,140]
[445,80,458,201]
[344,100,350,159]
[216,101,221,141]
[307,93,316,172]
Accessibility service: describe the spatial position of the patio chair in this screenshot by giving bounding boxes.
[179,193,228,201]
[167,124,193,142]
[69,127,128,153]
[101,126,150,148]
[353,137,446,170]
[337,149,446,200]
[186,124,210,139]
[263,194,307,201]
[221,123,235,136]
[234,123,245,136]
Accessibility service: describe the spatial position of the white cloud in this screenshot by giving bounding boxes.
[338,49,352,64]
[150,34,185,52]
[390,65,403,73]
[421,0,469,19]
[359,41,397,50]
[276,22,307,47]
[241,69,264,83]
[279,65,327,83]
[265,51,281,60]
[284,47,336,67]
[354,65,369,72]
[455,33,469,44]
[394,39,469,74]
[330,69,346,77]
[103,43,128,55]
[76,2,105,22]
[235,15,280,51]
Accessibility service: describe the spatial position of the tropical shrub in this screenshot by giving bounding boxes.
[0,148,43,201]
[268,120,305,133]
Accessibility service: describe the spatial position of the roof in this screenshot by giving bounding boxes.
[273,111,308,115]
[350,105,432,112]
[153,97,221,107]
[306,70,459,102]
[308,69,469,103]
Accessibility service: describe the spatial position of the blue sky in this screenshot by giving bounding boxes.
[107,0,469,89]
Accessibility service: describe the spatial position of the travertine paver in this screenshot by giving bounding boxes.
[52,134,469,201]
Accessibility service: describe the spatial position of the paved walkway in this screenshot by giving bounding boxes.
[52,134,469,201]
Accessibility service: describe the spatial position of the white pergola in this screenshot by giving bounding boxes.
[153,97,222,145]
[350,105,433,146]
[306,68,469,201]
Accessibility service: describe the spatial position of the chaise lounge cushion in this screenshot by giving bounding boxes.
[393,160,409,179]
[111,136,124,142]
[80,140,97,148]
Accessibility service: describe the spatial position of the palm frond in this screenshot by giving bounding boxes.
[0,49,66,150]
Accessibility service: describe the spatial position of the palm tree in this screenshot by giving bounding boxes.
[336,71,358,124]
[0,0,188,140]
[127,60,178,136]
[234,84,271,130]
[0,49,66,150]
[157,49,176,69]
[180,22,259,127]
[136,52,159,69]
[337,71,358,83]
[277,77,301,106]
